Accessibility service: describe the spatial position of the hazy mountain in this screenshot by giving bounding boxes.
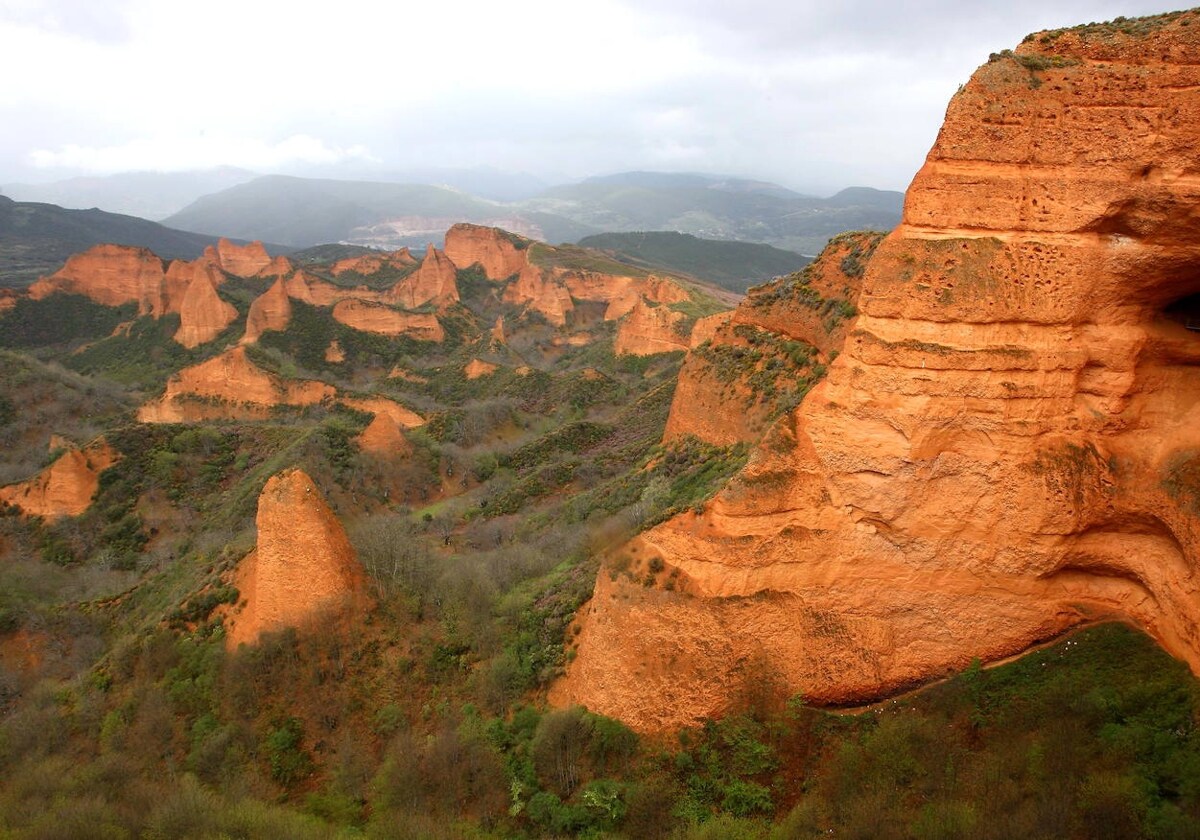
[160,171,901,256]
[524,173,904,255]
[1,167,257,221]
[577,230,811,294]
[0,195,234,287]
[163,175,594,248]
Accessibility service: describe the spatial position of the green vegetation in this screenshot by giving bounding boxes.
[0,294,135,348]
[1025,10,1194,44]
[577,231,811,294]
[5,225,1200,840]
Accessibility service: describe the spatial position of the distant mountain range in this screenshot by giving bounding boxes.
[1,168,257,221]
[159,171,903,255]
[0,195,277,288]
[0,169,902,289]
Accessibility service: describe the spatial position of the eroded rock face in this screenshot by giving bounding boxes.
[0,440,120,520]
[137,347,335,423]
[256,255,296,278]
[504,264,574,327]
[663,233,877,446]
[443,223,529,279]
[242,278,293,344]
[331,249,414,276]
[613,298,690,356]
[29,244,167,315]
[556,13,1200,731]
[211,238,272,277]
[224,469,366,648]
[174,262,238,348]
[386,246,459,310]
[332,299,444,342]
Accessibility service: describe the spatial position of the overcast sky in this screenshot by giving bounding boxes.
[0,0,1185,195]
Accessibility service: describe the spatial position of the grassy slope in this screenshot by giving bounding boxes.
[578,231,811,294]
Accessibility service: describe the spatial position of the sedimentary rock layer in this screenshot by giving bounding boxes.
[556,12,1200,731]
[225,469,366,648]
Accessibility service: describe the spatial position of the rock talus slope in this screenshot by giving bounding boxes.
[225,469,367,648]
[555,13,1200,731]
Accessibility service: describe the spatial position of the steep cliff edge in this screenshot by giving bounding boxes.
[242,277,292,344]
[663,232,878,445]
[556,12,1200,731]
[224,469,367,648]
[28,245,168,315]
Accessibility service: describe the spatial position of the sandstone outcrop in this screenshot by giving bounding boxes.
[443,223,529,280]
[224,469,367,648]
[242,278,292,344]
[325,340,346,363]
[355,414,415,457]
[331,249,414,276]
[29,244,167,315]
[386,246,459,310]
[173,262,238,348]
[613,298,690,356]
[137,347,335,423]
[464,358,498,379]
[332,299,444,342]
[255,255,296,278]
[504,264,574,326]
[663,233,877,446]
[284,270,351,307]
[340,396,425,429]
[556,11,1200,731]
[209,238,272,277]
[0,440,119,520]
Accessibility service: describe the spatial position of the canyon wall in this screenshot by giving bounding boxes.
[556,12,1200,731]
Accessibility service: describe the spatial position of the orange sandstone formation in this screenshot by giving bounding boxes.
[354,414,414,456]
[464,358,498,379]
[29,244,167,315]
[0,440,119,520]
[325,340,346,363]
[340,396,425,429]
[255,254,296,278]
[613,298,690,356]
[556,12,1200,731]
[504,264,574,326]
[663,233,877,446]
[386,246,459,309]
[137,347,335,423]
[332,299,444,342]
[331,249,415,276]
[173,262,238,348]
[210,238,272,277]
[444,223,529,279]
[242,278,293,344]
[224,469,366,648]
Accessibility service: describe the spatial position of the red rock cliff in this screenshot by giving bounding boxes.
[386,246,460,310]
[556,12,1200,731]
[29,245,167,316]
[443,223,530,280]
[242,278,293,344]
[210,238,272,277]
[225,469,366,648]
[173,261,238,348]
